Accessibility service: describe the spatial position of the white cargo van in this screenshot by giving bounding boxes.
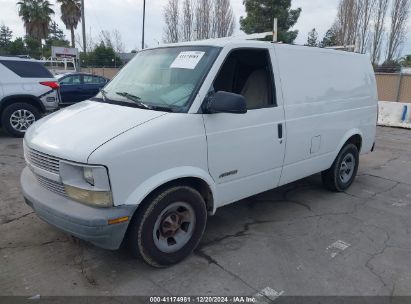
[21,39,378,267]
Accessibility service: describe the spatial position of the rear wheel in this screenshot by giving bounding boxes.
[127,185,207,267]
[322,144,359,192]
[1,103,41,137]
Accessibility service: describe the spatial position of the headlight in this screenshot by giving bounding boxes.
[59,162,113,207]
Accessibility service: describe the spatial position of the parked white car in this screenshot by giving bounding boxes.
[0,56,60,137]
[21,39,378,267]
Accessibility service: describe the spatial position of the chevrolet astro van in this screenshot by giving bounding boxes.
[21,39,378,267]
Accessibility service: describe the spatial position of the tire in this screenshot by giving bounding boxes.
[1,103,41,138]
[127,185,207,267]
[322,143,359,192]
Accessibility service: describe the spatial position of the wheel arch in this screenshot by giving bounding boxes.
[123,167,216,217]
[0,95,45,117]
[337,129,363,155]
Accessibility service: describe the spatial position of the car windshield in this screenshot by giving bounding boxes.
[95,46,220,112]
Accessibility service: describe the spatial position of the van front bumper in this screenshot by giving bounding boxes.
[21,167,136,250]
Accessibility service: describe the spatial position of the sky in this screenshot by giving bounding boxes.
[1,0,410,56]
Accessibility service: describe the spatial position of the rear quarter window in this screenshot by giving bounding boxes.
[0,60,53,78]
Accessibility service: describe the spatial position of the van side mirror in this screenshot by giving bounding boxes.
[205,91,247,114]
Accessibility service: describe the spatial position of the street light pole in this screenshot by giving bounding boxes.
[81,0,86,54]
[142,0,146,49]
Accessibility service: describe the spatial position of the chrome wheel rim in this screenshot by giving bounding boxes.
[339,153,355,184]
[10,109,36,132]
[153,202,196,253]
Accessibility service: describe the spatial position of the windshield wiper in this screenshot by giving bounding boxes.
[115,92,151,109]
[116,92,174,112]
[100,89,108,101]
[149,105,175,113]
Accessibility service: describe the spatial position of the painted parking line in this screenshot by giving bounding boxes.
[392,200,409,207]
[253,287,284,303]
[326,240,351,259]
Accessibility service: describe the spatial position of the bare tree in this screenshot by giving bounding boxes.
[181,0,194,41]
[99,30,113,48]
[75,27,95,52]
[195,0,213,40]
[163,0,235,42]
[371,0,389,64]
[212,0,235,38]
[386,0,411,62]
[164,0,180,43]
[334,0,363,47]
[357,0,376,53]
[112,29,125,53]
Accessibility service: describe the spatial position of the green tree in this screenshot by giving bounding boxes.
[48,21,65,41]
[25,36,41,58]
[240,0,302,43]
[0,25,13,54]
[376,60,401,73]
[57,0,81,48]
[43,21,70,58]
[8,38,27,56]
[84,41,122,67]
[320,27,338,48]
[306,28,318,47]
[17,0,55,42]
[399,55,411,67]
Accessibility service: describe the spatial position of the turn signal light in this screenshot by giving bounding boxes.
[40,81,60,90]
[108,217,129,225]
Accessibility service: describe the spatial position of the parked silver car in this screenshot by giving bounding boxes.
[0,56,60,137]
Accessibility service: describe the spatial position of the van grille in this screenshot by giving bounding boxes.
[25,147,60,175]
[36,175,67,197]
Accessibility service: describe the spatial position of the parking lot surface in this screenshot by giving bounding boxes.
[1,127,411,297]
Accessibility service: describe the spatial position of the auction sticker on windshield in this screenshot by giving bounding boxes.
[170,51,205,69]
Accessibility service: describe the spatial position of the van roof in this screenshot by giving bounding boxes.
[158,38,367,57]
[0,56,39,62]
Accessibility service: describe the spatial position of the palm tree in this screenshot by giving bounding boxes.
[17,0,54,42]
[56,0,81,48]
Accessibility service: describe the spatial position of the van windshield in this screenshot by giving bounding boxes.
[95,46,220,112]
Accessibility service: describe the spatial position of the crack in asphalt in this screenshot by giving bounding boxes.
[359,173,411,187]
[0,239,69,251]
[0,153,25,160]
[194,248,258,293]
[1,211,34,225]
[1,127,410,296]
[364,225,391,291]
[74,243,97,287]
[195,172,406,296]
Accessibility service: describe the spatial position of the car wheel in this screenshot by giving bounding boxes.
[1,103,41,138]
[322,143,359,192]
[128,185,207,267]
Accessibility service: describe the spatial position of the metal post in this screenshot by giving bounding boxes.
[273,18,278,42]
[81,0,86,55]
[142,0,146,49]
[396,70,404,102]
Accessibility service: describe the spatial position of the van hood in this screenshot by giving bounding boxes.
[25,100,167,163]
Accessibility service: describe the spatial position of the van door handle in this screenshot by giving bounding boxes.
[278,123,283,139]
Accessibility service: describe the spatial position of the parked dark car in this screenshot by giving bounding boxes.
[57,73,109,105]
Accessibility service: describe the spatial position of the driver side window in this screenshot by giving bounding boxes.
[213,49,276,110]
[60,75,81,85]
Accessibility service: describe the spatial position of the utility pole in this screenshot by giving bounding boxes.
[273,18,278,42]
[142,0,146,49]
[81,0,86,54]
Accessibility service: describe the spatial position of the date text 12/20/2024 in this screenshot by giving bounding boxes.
[149,296,259,303]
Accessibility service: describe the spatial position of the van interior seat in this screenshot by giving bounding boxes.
[241,69,269,109]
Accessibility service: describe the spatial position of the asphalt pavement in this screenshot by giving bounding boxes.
[1,127,411,298]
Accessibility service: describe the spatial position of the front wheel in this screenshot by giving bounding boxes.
[322,143,359,192]
[1,103,41,137]
[127,185,207,267]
